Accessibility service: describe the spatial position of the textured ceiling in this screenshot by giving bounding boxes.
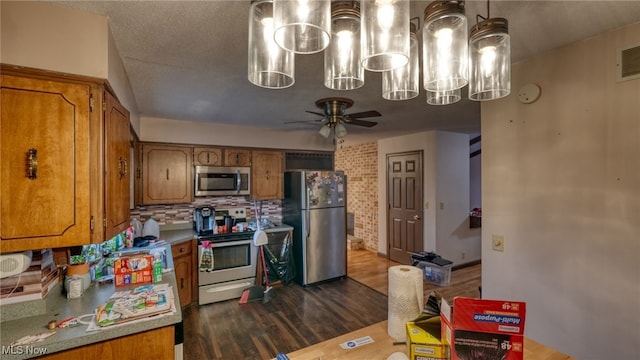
[54,1,640,143]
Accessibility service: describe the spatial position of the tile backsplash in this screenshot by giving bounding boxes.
[130,196,283,225]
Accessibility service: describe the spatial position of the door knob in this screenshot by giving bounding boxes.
[413,214,421,220]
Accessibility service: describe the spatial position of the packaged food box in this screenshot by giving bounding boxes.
[114,255,153,287]
[406,316,448,360]
[441,297,527,360]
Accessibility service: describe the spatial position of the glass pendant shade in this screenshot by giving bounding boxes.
[248,0,295,89]
[426,88,461,105]
[334,123,348,138]
[325,1,364,90]
[468,17,510,101]
[361,0,410,72]
[273,0,331,54]
[382,23,419,100]
[422,0,468,92]
[318,124,332,137]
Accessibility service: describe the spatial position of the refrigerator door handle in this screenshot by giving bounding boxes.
[305,209,311,239]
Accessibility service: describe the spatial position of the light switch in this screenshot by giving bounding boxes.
[492,234,504,252]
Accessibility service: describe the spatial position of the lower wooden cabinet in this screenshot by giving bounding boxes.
[172,239,195,307]
[39,326,174,360]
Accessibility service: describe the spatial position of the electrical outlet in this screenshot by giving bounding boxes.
[492,234,504,252]
[439,202,444,210]
[461,252,466,260]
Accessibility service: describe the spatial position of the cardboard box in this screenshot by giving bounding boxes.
[114,255,153,287]
[441,297,526,360]
[406,316,448,360]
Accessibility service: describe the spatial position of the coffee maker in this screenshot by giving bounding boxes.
[194,206,215,236]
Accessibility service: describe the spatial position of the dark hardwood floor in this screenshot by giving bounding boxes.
[182,249,481,359]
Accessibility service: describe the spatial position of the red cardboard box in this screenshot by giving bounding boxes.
[441,297,526,360]
[114,255,153,287]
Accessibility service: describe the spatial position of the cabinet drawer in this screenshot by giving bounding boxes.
[172,240,192,257]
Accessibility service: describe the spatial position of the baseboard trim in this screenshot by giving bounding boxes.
[452,259,481,271]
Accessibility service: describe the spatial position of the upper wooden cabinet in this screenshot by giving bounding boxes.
[193,147,223,166]
[0,68,131,253]
[140,144,193,205]
[225,149,252,167]
[102,91,131,240]
[251,150,284,200]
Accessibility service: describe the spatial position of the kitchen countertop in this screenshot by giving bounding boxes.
[276,321,575,360]
[0,244,182,360]
[157,222,294,243]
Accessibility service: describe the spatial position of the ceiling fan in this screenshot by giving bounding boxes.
[286,97,381,139]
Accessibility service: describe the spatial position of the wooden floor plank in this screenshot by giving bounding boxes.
[183,248,481,359]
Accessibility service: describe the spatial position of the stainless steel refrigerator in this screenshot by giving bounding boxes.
[283,170,347,286]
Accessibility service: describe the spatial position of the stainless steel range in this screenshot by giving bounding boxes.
[197,207,257,305]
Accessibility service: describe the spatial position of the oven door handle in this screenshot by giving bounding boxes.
[205,281,253,293]
[235,169,241,194]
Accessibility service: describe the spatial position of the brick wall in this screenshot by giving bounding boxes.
[335,141,378,251]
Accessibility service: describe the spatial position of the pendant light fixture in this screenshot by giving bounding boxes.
[382,20,419,100]
[248,0,295,89]
[273,0,331,54]
[325,1,364,90]
[361,0,410,72]
[422,0,468,92]
[468,0,510,101]
[426,88,461,105]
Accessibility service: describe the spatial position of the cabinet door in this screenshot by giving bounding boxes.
[225,149,252,167]
[104,91,131,239]
[0,75,91,252]
[251,150,283,200]
[142,144,193,204]
[172,241,193,307]
[194,147,223,166]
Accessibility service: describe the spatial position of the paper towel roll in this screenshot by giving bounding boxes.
[387,265,424,342]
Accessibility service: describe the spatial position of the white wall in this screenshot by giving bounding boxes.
[377,131,481,265]
[140,116,334,151]
[481,22,640,359]
[1,1,140,133]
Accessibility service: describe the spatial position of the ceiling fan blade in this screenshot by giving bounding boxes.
[305,110,326,117]
[344,118,378,127]
[347,110,382,119]
[284,119,324,124]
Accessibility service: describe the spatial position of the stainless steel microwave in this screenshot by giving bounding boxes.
[194,166,250,196]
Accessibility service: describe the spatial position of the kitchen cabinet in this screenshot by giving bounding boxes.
[101,91,132,241]
[172,239,195,307]
[251,150,284,200]
[193,146,223,166]
[224,148,252,167]
[0,67,131,252]
[39,325,174,360]
[140,143,193,204]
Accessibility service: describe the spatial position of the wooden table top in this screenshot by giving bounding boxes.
[278,321,574,360]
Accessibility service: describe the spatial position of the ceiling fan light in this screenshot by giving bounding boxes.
[426,87,461,105]
[273,0,331,54]
[468,17,510,101]
[335,123,348,138]
[382,23,419,100]
[325,1,365,90]
[248,0,295,89]
[422,0,468,92]
[361,0,410,72]
[319,124,332,138]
